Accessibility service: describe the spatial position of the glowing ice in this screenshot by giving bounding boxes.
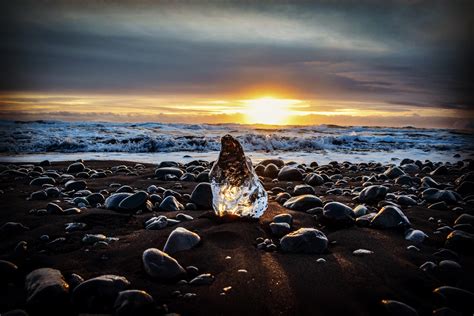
[210,134,268,218]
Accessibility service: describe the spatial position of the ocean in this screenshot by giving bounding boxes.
[0,120,473,164]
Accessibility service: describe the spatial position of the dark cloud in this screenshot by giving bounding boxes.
[0,0,473,112]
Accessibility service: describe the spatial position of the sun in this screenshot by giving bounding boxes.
[243,97,295,125]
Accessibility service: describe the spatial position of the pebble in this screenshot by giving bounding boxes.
[30,176,55,186]
[25,268,69,307]
[277,166,303,181]
[353,205,368,217]
[0,260,18,284]
[190,182,213,209]
[142,248,186,279]
[293,184,316,195]
[67,162,85,173]
[163,227,201,254]
[105,193,132,210]
[189,273,215,285]
[280,228,328,254]
[65,180,87,191]
[155,167,184,180]
[269,222,291,237]
[380,299,419,316]
[65,222,86,232]
[316,258,326,264]
[159,196,184,212]
[422,188,459,204]
[72,274,130,312]
[406,245,420,251]
[445,230,474,254]
[118,191,148,212]
[352,249,374,256]
[145,216,168,230]
[113,289,155,316]
[405,229,428,244]
[322,202,355,225]
[370,205,411,229]
[283,194,323,211]
[433,286,474,314]
[273,213,293,225]
[358,185,388,203]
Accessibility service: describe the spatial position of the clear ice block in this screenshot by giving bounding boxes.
[209,134,268,218]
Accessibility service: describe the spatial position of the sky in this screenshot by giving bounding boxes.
[0,0,473,128]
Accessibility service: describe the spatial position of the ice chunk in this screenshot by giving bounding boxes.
[209,134,268,218]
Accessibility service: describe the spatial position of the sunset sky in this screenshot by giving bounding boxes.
[1,1,473,128]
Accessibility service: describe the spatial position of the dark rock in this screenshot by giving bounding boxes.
[114,290,155,316]
[25,268,69,308]
[263,163,279,178]
[370,205,410,229]
[65,180,87,191]
[283,194,323,211]
[142,248,186,279]
[118,191,148,212]
[72,274,130,312]
[155,167,184,180]
[190,183,213,209]
[280,228,328,254]
[67,162,85,173]
[433,286,474,314]
[380,300,418,316]
[105,193,132,211]
[29,190,48,200]
[159,196,184,212]
[422,188,459,204]
[86,193,105,206]
[273,213,293,225]
[259,159,285,168]
[293,184,315,196]
[359,185,388,203]
[46,202,63,214]
[30,177,55,186]
[0,260,18,284]
[0,222,29,236]
[269,222,291,237]
[304,173,324,186]
[445,230,474,254]
[277,166,303,181]
[322,202,355,225]
[384,166,406,179]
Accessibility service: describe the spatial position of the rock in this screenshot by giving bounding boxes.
[113,290,155,316]
[209,135,267,218]
[421,176,441,188]
[456,181,474,196]
[0,222,29,236]
[116,185,134,193]
[283,194,323,211]
[420,261,437,273]
[304,173,324,186]
[158,161,179,168]
[353,205,368,217]
[422,188,459,204]
[65,180,87,191]
[353,249,374,256]
[259,159,285,168]
[359,185,388,203]
[2,309,29,316]
[429,201,449,210]
[65,222,87,232]
[455,214,474,226]
[395,175,413,186]
[269,222,291,237]
[356,213,377,227]
[293,184,315,196]
[272,213,293,225]
[155,167,184,180]
[176,213,193,221]
[370,205,410,229]
[380,299,419,316]
[25,268,69,307]
[163,227,201,254]
[190,183,213,209]
[277,166,303,181]
[105,193,133,210]
[118,191,148,212]
[280,228,328,254]
[401,163,420,174]
[432,307,461,316]
[405,229,428,244]
[0,260,18,284]
[433,286,474,314]
[46,202,63,214]
[67,162,85,173]
[445,230,474,254]
[397,195,417,206]
[431,165,448,176]
[67,273,84,291]
[86,193,105,206]
[142,248,186,279]
[196,171,210,182]
[159,196,184,212]
[180,173,196,181]
[189,273,215,286]
[29,190,48,200]
[72,275,130,312]
[384,166,406,179]
[322,202,354,225]
[64,207,81,215]
[275,192,291,204]
[438,260,463,281]
[30,177,55,186]
[263,163,279,178]
[145,216,168,230]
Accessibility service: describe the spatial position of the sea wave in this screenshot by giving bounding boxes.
[0,120,472,154]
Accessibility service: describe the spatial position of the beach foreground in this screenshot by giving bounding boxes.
[0,159,473,315]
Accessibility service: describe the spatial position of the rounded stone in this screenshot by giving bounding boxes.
[142,248,186,279]
[277,166,303,181]
[113,290,155,316]
[280,228,328,254]
[163,227,201,254]
[118,191,148,212]
[159,196,184,212]
[283,194,323,211]
[370,205,411,229]
[190,183,213,209]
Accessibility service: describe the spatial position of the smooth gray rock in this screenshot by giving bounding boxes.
[405,229,428,244]
[304,173,324,186]
[359,185,388,203]
[142,248,186,279]
[189,273,215,285]
[159,196,184,212]
[118,191,148,212]
[353,205,368,217]
[30,177,55,186]
[280,228,328,254]
[163,227,201,254]
[272,213,293,225]
[277,166,303,181]
[422,188,459,204]
[370,205,410,229]
[67,162,85,173]
[65,180,87,191]
[105,193,133,210]
[155,167,184,180]
[283,194,323,211]
[263,163,279,179]
[269,222,291,237]
[293,184,315,196]
[322,202,354,225]
[384,166,406,179]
